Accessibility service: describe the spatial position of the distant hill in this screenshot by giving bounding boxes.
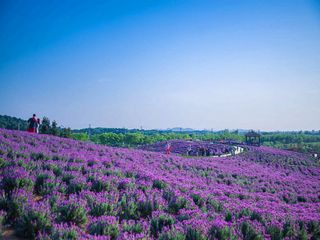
[0,115,28,130]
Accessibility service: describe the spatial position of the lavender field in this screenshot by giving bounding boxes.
[138,140,234,156]
[0,129,320,239]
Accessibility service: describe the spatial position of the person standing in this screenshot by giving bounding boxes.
[165,142,172,154]
[36,117,40,133]
[27,114,38,133]
[187,144,192,156]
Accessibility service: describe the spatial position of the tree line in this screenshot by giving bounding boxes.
[1,115,320,154]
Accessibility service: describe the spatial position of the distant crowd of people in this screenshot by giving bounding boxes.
[27,114,40,133]
[165,141,235,157]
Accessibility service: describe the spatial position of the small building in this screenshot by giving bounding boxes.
[245,131,261,146]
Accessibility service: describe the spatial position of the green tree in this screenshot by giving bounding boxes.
[50,121,59,136]
[40,117,51,134]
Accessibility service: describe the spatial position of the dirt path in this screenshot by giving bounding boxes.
[1,228,21,240]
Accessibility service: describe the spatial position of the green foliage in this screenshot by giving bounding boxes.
[307,221,320,239]
[191,194,205,208]
[137,199,156,218]
[298,225,308,240]
[86,129,246,147]
[89,202,115,217]
[168,197,187,214]
[95,132,124,146]
[71,133,89,141]
[159,230,186,240]
[122,222,143,234]
[150,214,174,237]
[237,208,252,219]
[6,193,29,223]
[31,152,49,161]
[282,221,295,238]
[118,195,139,220]
[40,117,51,134]
[185,228,206,240]
[91,179,111,192]
[241,222,264,240]
[15,207,52,239]
[0,158,8,169]
[52,228,78,240]
[224,210,232,222]
[0,115,28,130]
[34,173,57,196]
[50,120,59,136]
[267,225,282,240]
[153,179,167,190]
[88,219,119,239]
[61,173,75,184]
[2,174,33,194]
[57,202,87,227]
[209,226,236,240]
[207,198,223,213]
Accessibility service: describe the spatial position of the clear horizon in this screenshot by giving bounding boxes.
[1,0,320,131]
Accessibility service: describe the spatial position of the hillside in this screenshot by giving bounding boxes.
[0,129,319,239]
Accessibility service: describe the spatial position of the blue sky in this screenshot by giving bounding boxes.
[0,0,319,130]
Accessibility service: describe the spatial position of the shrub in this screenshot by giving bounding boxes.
[118,195,139,220]
[151,214,174,237]
[159,229,186,240]
[168,197,187,214]
[237,208,252,219]
[153,179,167,190]
[57,199,87,227]
[61,173,75,184]
[89,202,115,217]
[307,220,320,235]
[118,178,134,191]
[43,163,62,177]
[298,226,308,240]
[51,223,79,240]
[267,225,282,240]
[207,198,223,213]
[241,222,263,240]
[87,160,97,167]
[15,203,52,239]
[138,199,156,218]
[5,189,31,222]
[1,166,33,194]
[67,178,88,194]
[224,210,232,222]
[125,171,135,178]
[31,152,49,161]
[191,194,206,208]
[250,211,264,223]
[122,221,143,234]
[209,225,236,240]
[185,228,206,240]
[282,221,295,238]
[297,196,307,202]
[34,173,56,196]
[163,190,176,202]
[66,164,81,172]
[91,178,111,193]
[88,216,119,239]
[0,158,8,169]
